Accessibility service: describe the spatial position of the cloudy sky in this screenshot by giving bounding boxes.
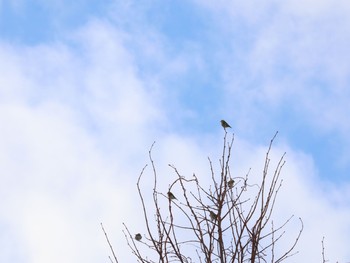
[0,0,350,262]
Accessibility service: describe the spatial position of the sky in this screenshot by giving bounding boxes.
[0,0,349,262]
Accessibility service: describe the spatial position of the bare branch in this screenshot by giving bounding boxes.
[104,131,304,263]
[101,223,119,263]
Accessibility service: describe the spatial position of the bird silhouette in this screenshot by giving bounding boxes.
[220,120,231,129]
[135,233,142,241]
[209,211,217,221]
[168,191,177,200]
[227,179,234,189]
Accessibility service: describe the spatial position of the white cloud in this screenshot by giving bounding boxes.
[0,101,130,262]
[0,18,166,263]
[194,0,350,132]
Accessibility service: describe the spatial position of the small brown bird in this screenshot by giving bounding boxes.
[220,120,231,129]
[168,191,177,200]
[227,179,234,189]
[209,211,217,221]
[135,233,142,241]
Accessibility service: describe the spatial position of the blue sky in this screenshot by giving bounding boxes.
[0,0,350,262]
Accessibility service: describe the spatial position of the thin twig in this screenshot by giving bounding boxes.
[101,223,119,263]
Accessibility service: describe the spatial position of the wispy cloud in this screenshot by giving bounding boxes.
[0,17,166,262]
[192,0,350,177]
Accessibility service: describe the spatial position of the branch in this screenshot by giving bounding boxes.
[101,223,119,263]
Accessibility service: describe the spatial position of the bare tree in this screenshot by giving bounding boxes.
[102,130,303,263]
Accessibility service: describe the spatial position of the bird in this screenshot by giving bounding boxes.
[209,211,217,221]
[167,191,177,200]
[227,179,234,189]
[220,120,231,129]
[135,233,142,241]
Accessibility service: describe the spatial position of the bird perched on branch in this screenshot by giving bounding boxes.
[220,120,231,129]
[168,191,177,200]
[227,178,234,189]
[135,233,142,241]
[209,211,217,221]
